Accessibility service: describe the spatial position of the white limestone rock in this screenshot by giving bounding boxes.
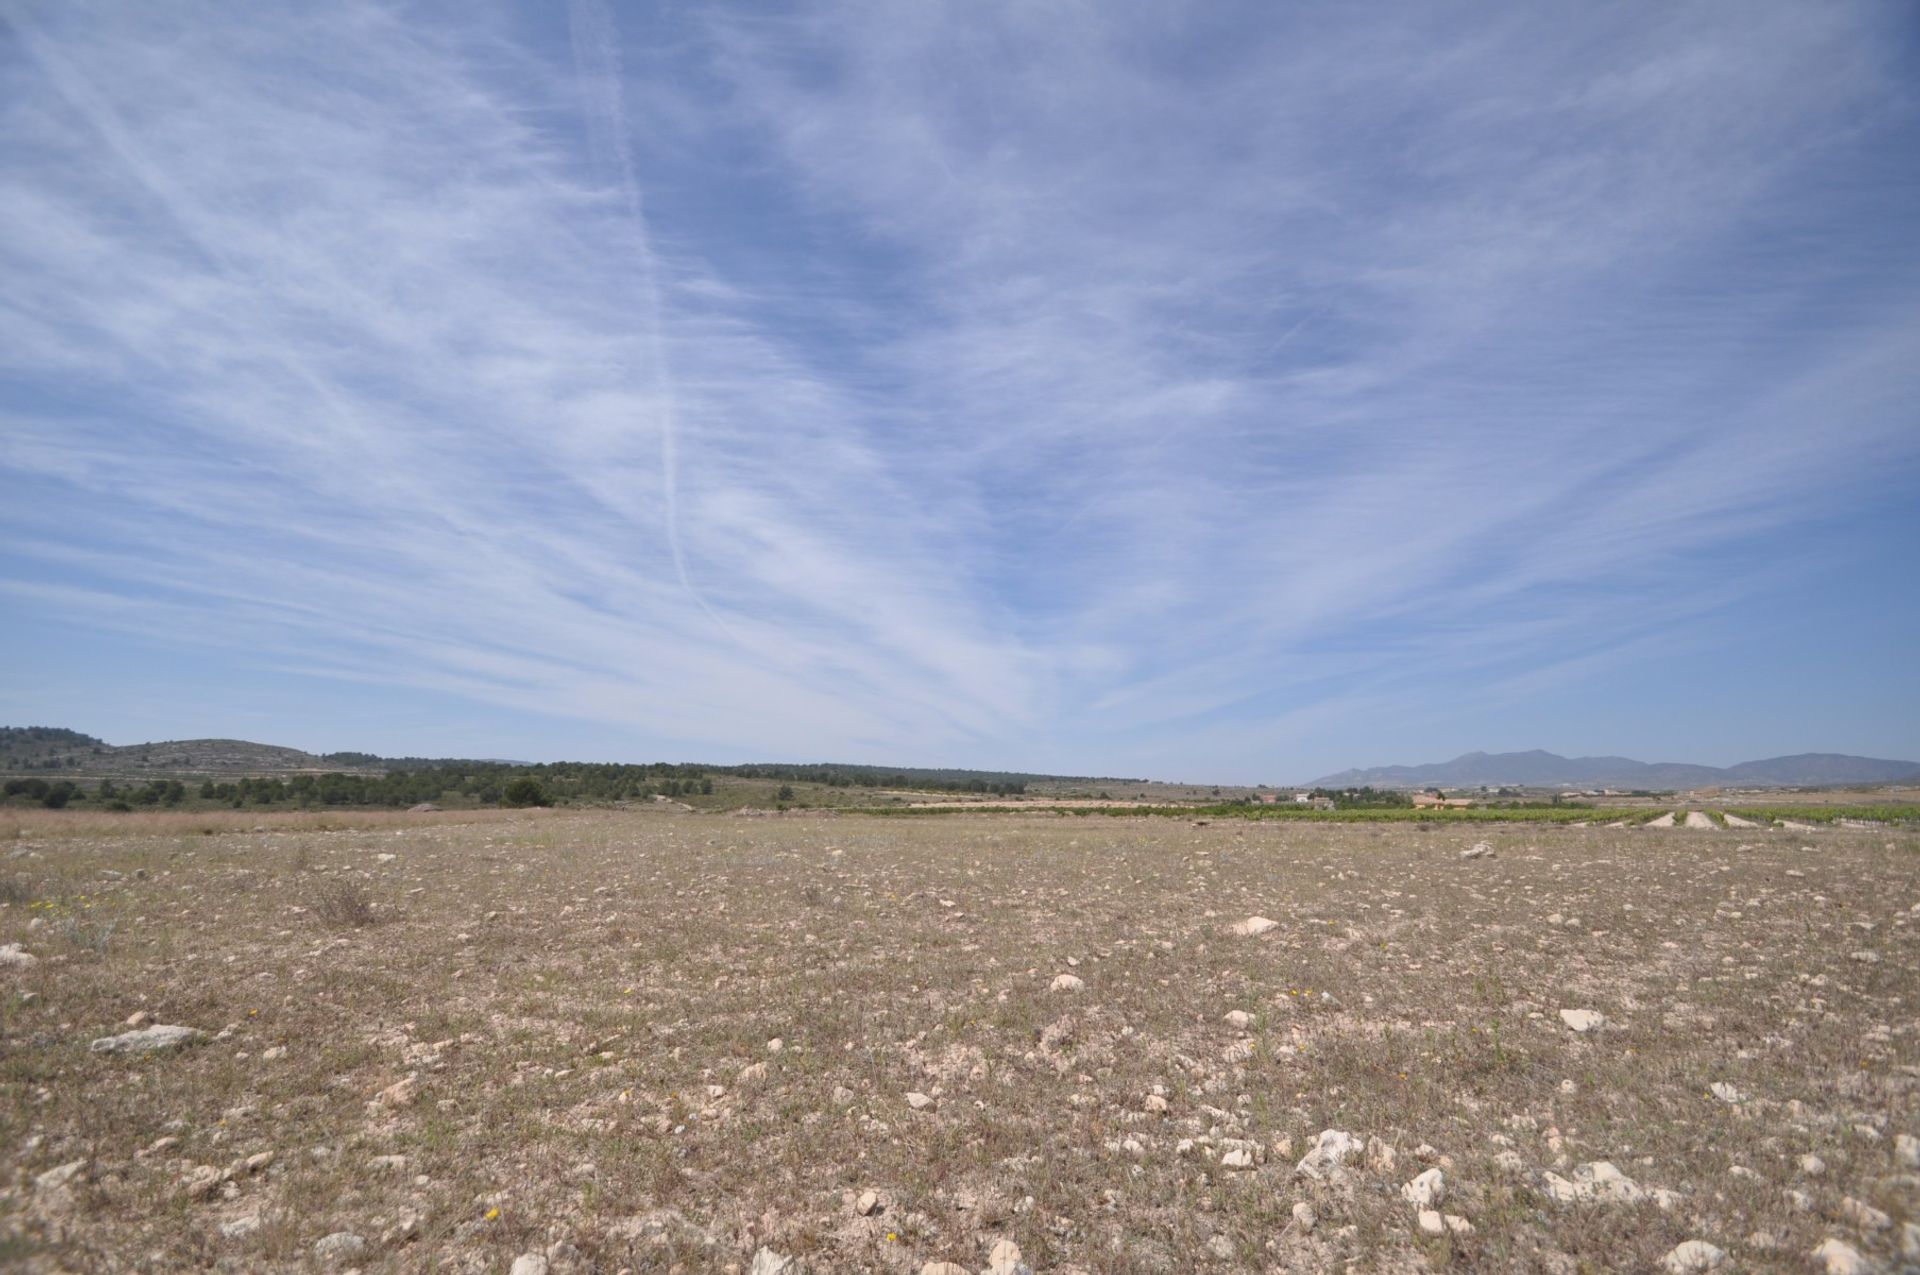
[90,1024,204,1054]
[1661,1240,1726,1273]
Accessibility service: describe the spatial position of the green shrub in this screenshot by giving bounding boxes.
[500,777,551,808]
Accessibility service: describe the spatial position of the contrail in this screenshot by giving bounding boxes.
[567,0,736,640]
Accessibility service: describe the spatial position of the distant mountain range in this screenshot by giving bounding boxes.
[1309,750,1920,790]
[7,726,1913,793]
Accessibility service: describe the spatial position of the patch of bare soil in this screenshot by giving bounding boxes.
[2,813,1915,1272]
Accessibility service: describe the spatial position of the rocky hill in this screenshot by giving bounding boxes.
[0,726,110,769]
[0,729,382,778]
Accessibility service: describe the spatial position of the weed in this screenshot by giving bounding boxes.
[312,877,377,927]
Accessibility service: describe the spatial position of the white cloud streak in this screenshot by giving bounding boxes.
[1,0,1915,775]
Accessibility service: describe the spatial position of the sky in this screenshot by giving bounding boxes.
[2,1,1917,783]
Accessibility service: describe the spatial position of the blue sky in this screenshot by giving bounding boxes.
[2,1,1917,783]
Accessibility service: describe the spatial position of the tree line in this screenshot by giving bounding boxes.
[3,759,1031,810]
[4,777,186,809]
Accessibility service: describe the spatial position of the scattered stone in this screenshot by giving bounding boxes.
[1895,1133,1919,1169]
[1231,916,1278,937]
[182,1164,225,1200]
[1417,1209,1445,1236]
[986,1239,1030,1275]
[1460,842,1494,860]
[1205,1235,1235,1259]
[1542,1161,1681,1208]
[219,1214,262,1240]
[1224,1010,1252,1029]
[34,1160,87,1192]
[920,1265,969,1275]
[1367,1136,1398,1173]
[262,1045,287,1061]
[1839,1197,1892,1230]
[1661,1240,1726,1273]
[1296,1129,1363,1179]
[90,1024,203,1054]
[374,1074,419,1108]
[383,1207,426,1244]
[1810,1238,1871,1275]
[855,1189,882,1216]
[312,1232,366,1265]
[124,1010,152,1028]
[1290,1201,1316,1233]
[509,1255,549,1275]
[1709,1081,1746,1104]
[905,1091,934,1111]
[1559,1009,1606,1033]
[1402,1167,1446,1208]
[1800,1154,1827,1177]
[0,943,37,969]
[1444,1215,1474,1236]
[748,1248,802,1275]
[1049,973,1085,992]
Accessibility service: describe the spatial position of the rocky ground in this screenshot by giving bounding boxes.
[2,811,1916,1273]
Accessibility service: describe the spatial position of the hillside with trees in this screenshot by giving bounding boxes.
[0,726,1148,811]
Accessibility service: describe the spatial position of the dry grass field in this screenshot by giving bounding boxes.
[3,810,1917,1273]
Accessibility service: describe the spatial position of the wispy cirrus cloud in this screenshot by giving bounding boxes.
[1,1,1915,776]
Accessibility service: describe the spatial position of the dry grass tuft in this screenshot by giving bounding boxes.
[0,873,31,906]
[310,877,377,927]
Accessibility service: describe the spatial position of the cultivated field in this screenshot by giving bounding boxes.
[3,811,1917,1273]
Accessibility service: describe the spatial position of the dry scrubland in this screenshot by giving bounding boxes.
[3,811,1918,1274]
